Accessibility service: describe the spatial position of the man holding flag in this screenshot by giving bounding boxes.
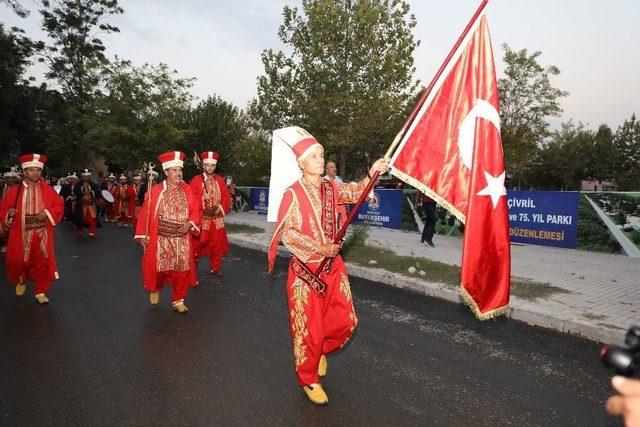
[268,127,388,405]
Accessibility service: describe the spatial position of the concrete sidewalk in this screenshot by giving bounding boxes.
[224,211,639,345]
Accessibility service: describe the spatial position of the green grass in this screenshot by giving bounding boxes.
[510,279,573,301]
[344,243,462,286]
[225,223,264,234]
[342,224,571,302]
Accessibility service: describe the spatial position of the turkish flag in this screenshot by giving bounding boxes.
[389,15,510,319]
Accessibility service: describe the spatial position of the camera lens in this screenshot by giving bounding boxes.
[601,346,636,376]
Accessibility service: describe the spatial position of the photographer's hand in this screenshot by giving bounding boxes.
[607,376,640,426]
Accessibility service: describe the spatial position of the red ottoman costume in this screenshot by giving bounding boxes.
[189,151,231,274]
[128,173,143,231]
[134,152,201,309]
[267,127,368,389]
[114,175,131,227]
[0,154,63,299]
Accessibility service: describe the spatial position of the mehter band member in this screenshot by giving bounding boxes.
[267,127,388,405]
[134,151,201,313]
[74,168,101,238]
[114,174,131,228]
[129,172,143,231]
[189,151,231,276]
[0,154,63,304]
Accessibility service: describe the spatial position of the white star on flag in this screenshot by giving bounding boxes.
[476,170,506,209]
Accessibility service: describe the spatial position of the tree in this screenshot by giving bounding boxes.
[0,24,68,171]
[586,124,616,182]
[231,131,272,186]
[182,96,247,176]
[254,0,419,178]
[532,122,593,190]
[0,0,30,17]
[88,59,194,170]
[612,114,640,190]
[498,44,568,188]
[37,0,124,163]
[0,24,34,165]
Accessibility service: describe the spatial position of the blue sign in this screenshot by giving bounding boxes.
[354,189,403,230]
[249,187,269,214]
[507,191,580,249]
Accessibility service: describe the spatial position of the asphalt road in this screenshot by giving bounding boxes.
[0,221,619,426]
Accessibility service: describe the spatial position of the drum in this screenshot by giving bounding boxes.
[98,189,115,206]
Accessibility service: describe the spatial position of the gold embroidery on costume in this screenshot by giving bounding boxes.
[156,184,190,272]
[339,274,358,346]
[23,184,47,262]
[281,196,320,262]
[81,183,97,221]
[201,175,224,231]
[336,179,368,204]
[339,274,353,303]
[320,179,336,241]
[290,277,310,368]
[308,213,321,243]
[299,177,325,243]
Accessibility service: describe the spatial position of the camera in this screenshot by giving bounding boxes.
[600,326,640,377]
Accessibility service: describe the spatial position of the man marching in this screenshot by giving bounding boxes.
[189,152,231,275]
[128,172,143,230]
[74,168,100,238]
[134,152,201,313]
[268,127,388,405]
[1,170,19,253]
[100,173,117,222]
[114,174,131,227]
[0,154,63,304]
[62,172,78,223]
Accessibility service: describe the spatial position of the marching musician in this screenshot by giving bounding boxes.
[128,172,143,230]
[0,170,19,253]
[134,152,201,313]
[114,174,131,228]
[100,173,118,222]
[74,168,101,238]
[0,154,64,304]
[189,152,231,276]
[61,172,78,223]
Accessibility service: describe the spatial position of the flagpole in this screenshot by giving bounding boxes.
[314,0,490,278]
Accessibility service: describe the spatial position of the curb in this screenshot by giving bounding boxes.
[228,234,626,345]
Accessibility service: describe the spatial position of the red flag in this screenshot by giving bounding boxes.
[389,14,510,319]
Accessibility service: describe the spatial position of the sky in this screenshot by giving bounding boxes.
[2,0,639,130]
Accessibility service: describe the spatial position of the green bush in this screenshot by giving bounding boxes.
[616,211,628,225]
[577,195,622,253]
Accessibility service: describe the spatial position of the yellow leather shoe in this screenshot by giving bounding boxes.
[172,301,188,313]
[303,384,329,405]
[318,355,328,378]
[149,291,159,305]
[15,283,26,296]
[35,293,49,304]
